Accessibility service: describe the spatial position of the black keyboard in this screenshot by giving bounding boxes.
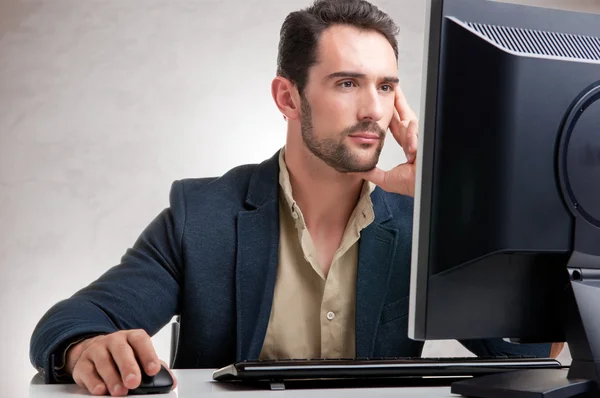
[212,356,563,389]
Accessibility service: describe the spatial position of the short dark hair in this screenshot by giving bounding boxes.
[277,0,399,95]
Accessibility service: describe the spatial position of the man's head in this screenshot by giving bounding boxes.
[273,0,400,173]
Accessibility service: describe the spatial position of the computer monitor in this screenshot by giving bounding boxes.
[409,0,600,396]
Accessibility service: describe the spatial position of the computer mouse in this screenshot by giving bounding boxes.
[128,364,174,395]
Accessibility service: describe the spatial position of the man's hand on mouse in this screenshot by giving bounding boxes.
[358,85,419,197]
[64,329,177,396]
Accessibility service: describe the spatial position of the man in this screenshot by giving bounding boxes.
[30,0,561,396]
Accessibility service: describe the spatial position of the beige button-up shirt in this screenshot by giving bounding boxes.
[259,148,376,360]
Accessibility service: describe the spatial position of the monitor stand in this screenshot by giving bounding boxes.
[451,249,600,398]
[451,87,600,397]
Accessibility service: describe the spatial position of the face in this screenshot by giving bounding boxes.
[300,24,398,173]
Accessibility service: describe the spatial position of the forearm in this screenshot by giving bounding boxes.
[30,299,119,383]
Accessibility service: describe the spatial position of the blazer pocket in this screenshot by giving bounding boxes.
[381,296,410,324]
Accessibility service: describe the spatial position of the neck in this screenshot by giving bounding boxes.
[284,135,365,231]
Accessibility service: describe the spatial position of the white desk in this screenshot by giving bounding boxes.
[28,369,460,397]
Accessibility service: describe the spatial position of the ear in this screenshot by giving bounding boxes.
[272,76,301,121]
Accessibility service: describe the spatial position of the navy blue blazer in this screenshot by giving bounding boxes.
[30,150,550,383]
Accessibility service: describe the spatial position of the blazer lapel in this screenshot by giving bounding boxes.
[355,188,399,357]
[235,151,281,361]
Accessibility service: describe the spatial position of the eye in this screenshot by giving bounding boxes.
[338,80,356,89]
[380,84,393,92]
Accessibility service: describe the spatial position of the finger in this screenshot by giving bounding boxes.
[72,359,107,396]
[389,108,413,149]
[390,86,418,152]
[91,347,128,396]
[390,118,418,163]
[388,107,403,144]
[395,85,417,121]
[394,163,416,197]
[127,329,160,376]
[108,339,142,390]
[404,120,419,163]
[159,359,178,390]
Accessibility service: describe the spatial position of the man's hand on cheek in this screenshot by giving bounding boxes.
[359,86,419,197]
[390,85,419,164]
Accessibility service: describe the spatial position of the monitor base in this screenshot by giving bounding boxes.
[451,368,597,398]
[452,250,600,398]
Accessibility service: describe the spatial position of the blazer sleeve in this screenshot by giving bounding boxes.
[29,180,187,383]
[459,338,552,358]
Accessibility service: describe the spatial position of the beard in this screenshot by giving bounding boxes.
[300,95,385,173]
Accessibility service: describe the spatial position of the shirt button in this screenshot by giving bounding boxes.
[292,211,299,219]
[326,311,335,320]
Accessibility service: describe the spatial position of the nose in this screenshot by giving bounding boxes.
[357,86,384,122]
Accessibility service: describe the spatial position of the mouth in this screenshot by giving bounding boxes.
[348,132,381,144]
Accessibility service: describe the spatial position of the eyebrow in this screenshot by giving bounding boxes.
[325,71,400,84]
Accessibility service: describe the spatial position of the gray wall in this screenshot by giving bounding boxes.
[1,0,597,393]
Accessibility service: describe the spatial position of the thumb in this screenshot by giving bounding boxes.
[360,167,388,190]
[362,163,416,196]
